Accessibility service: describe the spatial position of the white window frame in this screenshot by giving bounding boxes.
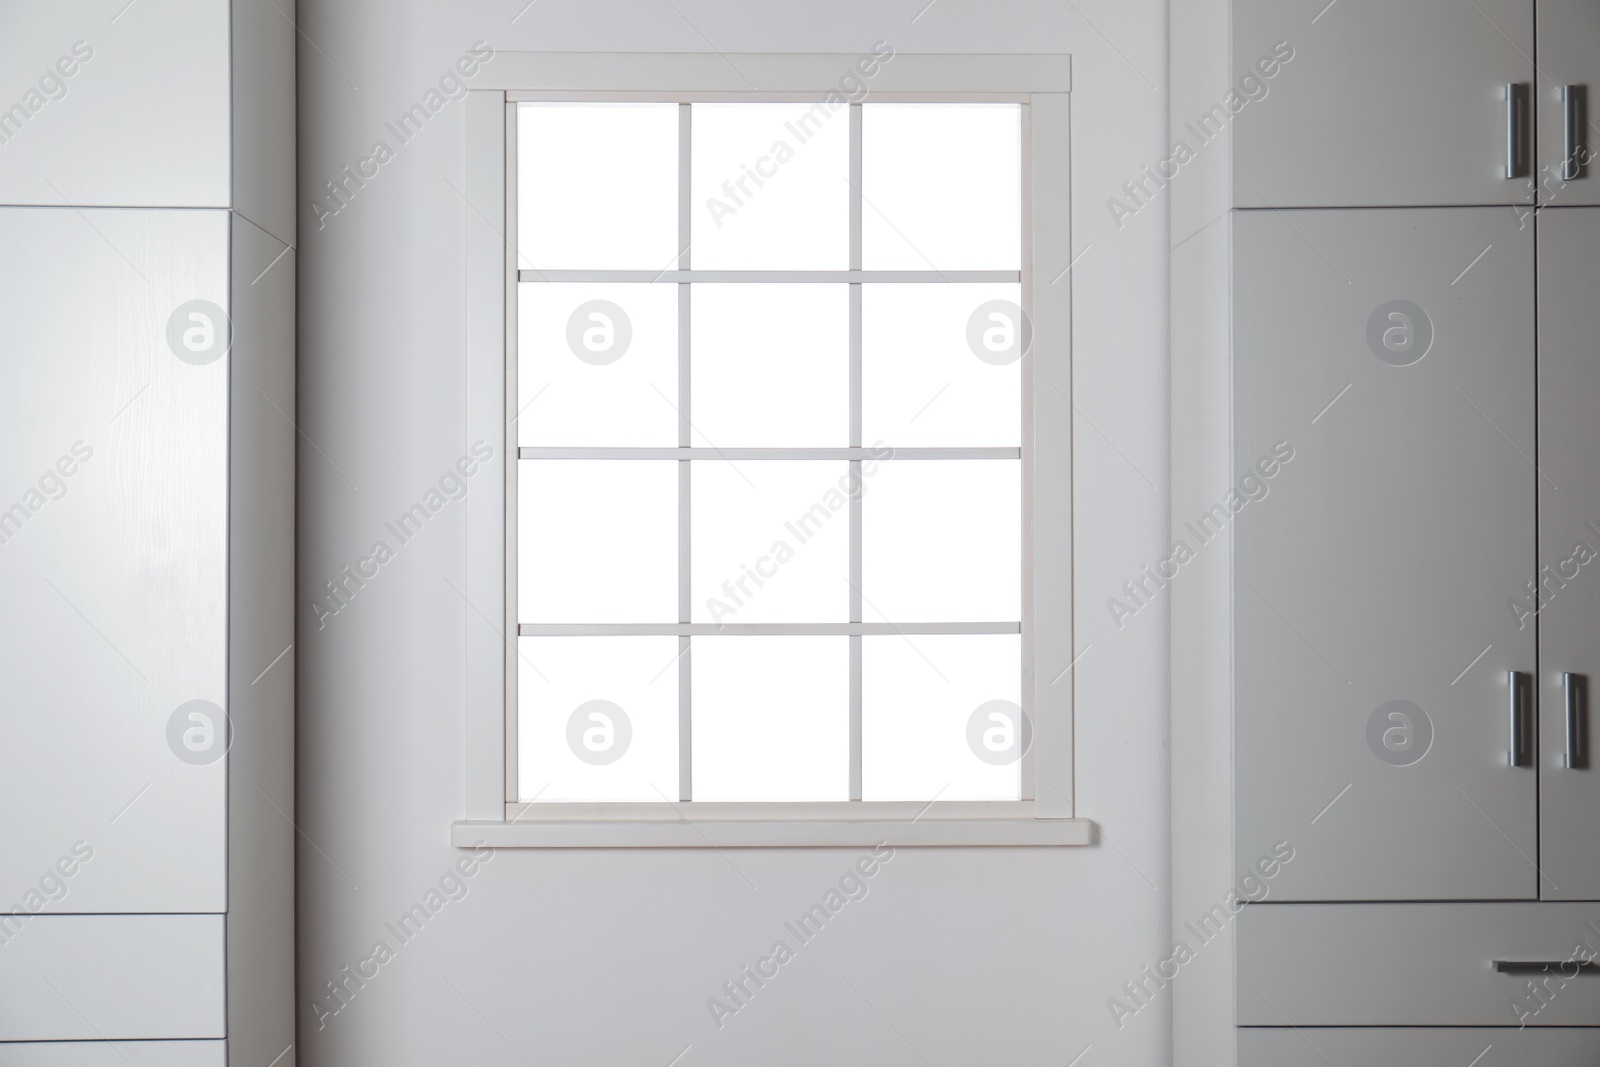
[456,51,1086,848]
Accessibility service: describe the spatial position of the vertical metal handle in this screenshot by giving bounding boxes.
[1508,82,1531,179]
[1565,672,1589,769]
[1562,85,1588,181]
[1509,670,1531,767]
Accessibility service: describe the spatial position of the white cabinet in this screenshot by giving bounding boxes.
[0,208,227,912]
[1536,206,1600,901]
[0,0,229,207]
[1536,1,1600,203]
[0,1,294,1058]
[1234,207,1537,900]
[1233,0,1535,207]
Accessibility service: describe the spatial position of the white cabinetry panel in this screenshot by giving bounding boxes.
[0,915,224,1040]
[1235,207,1536,900]
[0,0,229,207]
[1536,1,1600,204]
[0,207,226,912]
[1238,902,1600,1025]
[0,1042,224,1067]
[1536,206,1600,900]
[1234,0,1535,207]
[1241,1027,1600,1066]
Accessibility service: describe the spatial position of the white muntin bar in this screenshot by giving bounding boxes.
[518,446,1018,460]
[518,622,1021,637]
[517,269,1021,283]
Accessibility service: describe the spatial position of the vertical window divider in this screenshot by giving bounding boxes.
[1019,99,1037,804]
[677,101,694,802]
[848,101,864,802]
[504,99,521,804]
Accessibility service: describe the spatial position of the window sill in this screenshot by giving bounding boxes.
[452,803,1095,848]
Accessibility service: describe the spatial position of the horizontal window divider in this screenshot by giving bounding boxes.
[517,269,1022,284]
[455,805,1093,849]
[518,446,1019,461]
[517,621,1022,637]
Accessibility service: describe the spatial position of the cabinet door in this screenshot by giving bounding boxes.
[0,208,227,911]
[1235,207,1536,900]
[1537,206,1600,901]
[1536,2,1600,205]
[0,0,229,207]
[1233,0,1535,207]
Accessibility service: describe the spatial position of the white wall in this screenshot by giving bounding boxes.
[296,2,1171,1063]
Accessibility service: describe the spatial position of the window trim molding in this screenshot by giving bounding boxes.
[460,52,1084,847]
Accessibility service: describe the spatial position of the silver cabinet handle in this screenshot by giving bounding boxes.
[1509,670,1532,767]
[1507,82,1531,179]
[1496,959,1600,974]
[1562,85,1588,181]
[1564,672,1589,769]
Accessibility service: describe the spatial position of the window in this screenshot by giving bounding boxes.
[459,53,1081,846]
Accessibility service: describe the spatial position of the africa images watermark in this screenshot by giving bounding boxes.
[706,843,895,1030]
[1106,40,1296,230]
[0,440,94,548]
[0,39,94,147]
[0,841,95,948]
[311,842,495,1029]
[1107,840,1296,1030]
[1507,919,1600,1027]
[311,41,496,229]
[1107,440,1295,630]
[702,41,895,230]
[1508,520,1600,630]
[703,443,894,627]
[310,441,495,628]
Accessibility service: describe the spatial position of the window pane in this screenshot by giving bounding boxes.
[863,460,1020,621]
[862,283,1023,448]
[691,103,848,269]
[691,460,849,624]
[517,637,680,802]
[690,283,847,447]
[862,634,1022,801]
[519,103,678,270]
[518,283,678,447]
[862,104,1021,270]
[519,461,677,622]
[691,636,848,800]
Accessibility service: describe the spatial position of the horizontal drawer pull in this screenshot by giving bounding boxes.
[1494,959,1600,974]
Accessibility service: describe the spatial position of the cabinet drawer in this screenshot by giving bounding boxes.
[1241,1027,1600,1067]
[0,1042,223,1067]
[0,916,224,1040]
[1238,903,1600,1025]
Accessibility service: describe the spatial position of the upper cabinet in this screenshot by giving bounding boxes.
[1234,0,1535,207]
[0,0,229,208]
[1536,1,1600,204]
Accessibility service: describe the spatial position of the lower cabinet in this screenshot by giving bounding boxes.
[1238,902,1600,1027]
[1240,1027,1600,1067]
[0,1043,224,1067]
